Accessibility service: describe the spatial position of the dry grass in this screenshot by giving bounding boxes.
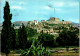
[51,51,79,56]
[1,52,79,56]
[1,47,79,56]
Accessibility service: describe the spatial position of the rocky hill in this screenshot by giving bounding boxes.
[13,21,28,26]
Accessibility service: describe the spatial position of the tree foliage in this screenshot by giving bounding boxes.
[18,24,27,49]
[1,1,16,54]
[26,26,37,37]
[68,30,79,46]
[56,30,79,51]
[56,30,70,46]
[38,33,54,47]
[11,24,16,49]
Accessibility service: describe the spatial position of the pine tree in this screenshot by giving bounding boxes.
[1,1,16,54]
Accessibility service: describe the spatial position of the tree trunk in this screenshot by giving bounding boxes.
[6,54,8,56]
[66,46,69,52]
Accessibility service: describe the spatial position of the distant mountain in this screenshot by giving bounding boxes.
[72,22,79,25]
[13,21,28,26]
[0,23,2,27]
[72,22,79,28]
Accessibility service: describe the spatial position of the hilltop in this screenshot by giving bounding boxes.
[26,17,73,34]
[0,17,79,32]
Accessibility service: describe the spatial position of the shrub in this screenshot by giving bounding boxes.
[21,39,51,56]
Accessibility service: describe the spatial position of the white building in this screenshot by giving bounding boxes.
[34,20,38,25]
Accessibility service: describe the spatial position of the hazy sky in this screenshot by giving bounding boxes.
[0,0,79,23]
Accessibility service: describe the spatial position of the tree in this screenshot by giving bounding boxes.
[18,24,27,49]
[56,30,79,51]
[68,30,79,46]
[56,30,70,51]
[17,26,22,49]
[11,24,16,49]
[38,33,54,48]
[62,20,64,21]
[26,26,37,37]
[1,1,16,55]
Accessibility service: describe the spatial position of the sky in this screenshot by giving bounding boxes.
[0,0,79,23]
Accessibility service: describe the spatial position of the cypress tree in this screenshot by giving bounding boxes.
[18,24,27,49]
[1,1,16,54]
[11,24,16,49]
[17,26,22,49]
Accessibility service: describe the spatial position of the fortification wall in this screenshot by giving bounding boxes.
[61,21,72,24]
[49,17,60,21]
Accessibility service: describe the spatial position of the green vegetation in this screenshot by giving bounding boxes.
[38,33,54,47]
[56,29,79,51]
[45,23,58,26]
[1,1,16,55]
[45,23,73,31]
[26,26,37,37]
[21,39,50,56]
[44,26,50,29]
[18,24,27,49]
[1,1,79,56]
[48,24,58,26]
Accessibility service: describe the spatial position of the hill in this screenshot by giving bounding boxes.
[13,21,28,26]
[72,22,79,25]
[0,23,2,27]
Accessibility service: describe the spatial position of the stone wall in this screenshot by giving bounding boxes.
[49,17,60,21]
[61,21,72,24]
[45,21,72,24]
